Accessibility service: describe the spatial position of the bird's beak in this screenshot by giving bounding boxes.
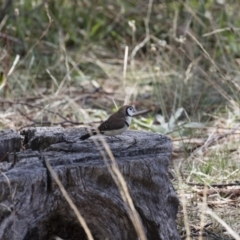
[132,106,137,116]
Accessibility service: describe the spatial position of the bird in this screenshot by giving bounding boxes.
[80,105,136,140]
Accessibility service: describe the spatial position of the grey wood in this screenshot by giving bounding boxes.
[0,127,180,240]
[0,129,21,162]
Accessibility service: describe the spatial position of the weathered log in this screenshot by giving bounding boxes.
[0,127,180,240]
[0,129,21,162]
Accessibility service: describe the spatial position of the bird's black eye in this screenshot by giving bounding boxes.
[126,106,134,116]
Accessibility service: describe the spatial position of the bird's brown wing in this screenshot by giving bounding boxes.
[98,113,126,131]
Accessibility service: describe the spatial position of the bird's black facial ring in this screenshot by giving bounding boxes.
[126,106,134,116]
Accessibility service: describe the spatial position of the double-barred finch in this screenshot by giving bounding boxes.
[80,105,136,140]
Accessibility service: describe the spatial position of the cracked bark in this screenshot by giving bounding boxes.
[0,127,180,240]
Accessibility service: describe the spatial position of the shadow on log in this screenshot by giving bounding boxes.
[0,127,180,240]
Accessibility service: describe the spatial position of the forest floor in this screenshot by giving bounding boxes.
[1,1,240,239]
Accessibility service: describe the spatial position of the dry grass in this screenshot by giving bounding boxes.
[1,0,240,239]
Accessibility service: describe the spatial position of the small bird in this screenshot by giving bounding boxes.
[80,105,136,140]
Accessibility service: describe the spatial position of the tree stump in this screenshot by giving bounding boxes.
[0,127,180,240]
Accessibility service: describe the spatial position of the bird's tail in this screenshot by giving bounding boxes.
[80,129,97,140]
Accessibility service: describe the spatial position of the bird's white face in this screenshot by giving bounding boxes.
[126,106,136,116]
